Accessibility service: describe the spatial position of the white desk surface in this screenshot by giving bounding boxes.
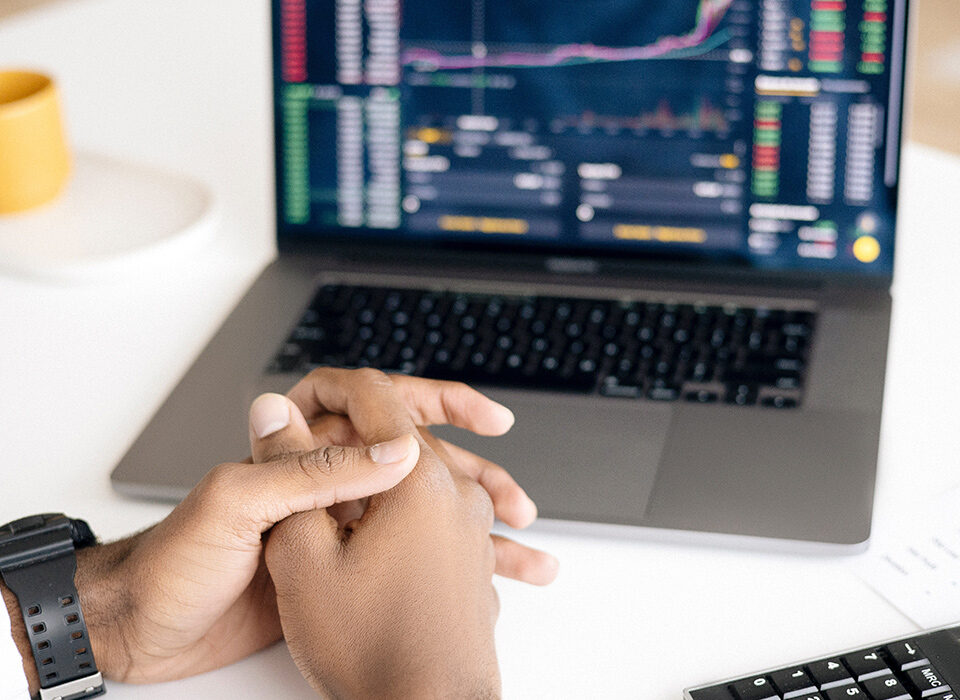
[2,1,960,697]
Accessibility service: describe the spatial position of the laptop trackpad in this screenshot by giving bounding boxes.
[432,392,673,524]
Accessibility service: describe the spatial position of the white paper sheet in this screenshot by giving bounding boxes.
[858,492,960,628]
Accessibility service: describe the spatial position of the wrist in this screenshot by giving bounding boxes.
[367,668,502,700]
[74,538,137,683]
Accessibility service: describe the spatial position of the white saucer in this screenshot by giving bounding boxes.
[0,152,217,281]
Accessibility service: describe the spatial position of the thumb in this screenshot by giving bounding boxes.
[244,393,420,530]
[249,392,315,463]
[244,433,419,531]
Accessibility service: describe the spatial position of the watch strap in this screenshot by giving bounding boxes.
[0,516,104,700]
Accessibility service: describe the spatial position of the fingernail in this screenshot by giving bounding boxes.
[249,393,291,438]
[368,435,413,464]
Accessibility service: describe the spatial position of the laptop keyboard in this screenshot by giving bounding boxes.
[268,283,816,408]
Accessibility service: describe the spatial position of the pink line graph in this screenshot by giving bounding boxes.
[401,0,734,70]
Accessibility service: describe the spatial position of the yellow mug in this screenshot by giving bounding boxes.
[0,70,71,214]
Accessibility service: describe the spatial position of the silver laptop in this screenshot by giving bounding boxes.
[112,0,910,547]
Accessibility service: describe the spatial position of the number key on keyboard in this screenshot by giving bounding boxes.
[770,667,818,697]
[844,650,893,682]
[823,688,864,699]
[808,659,855,690]
[732,676,780,700]
[860,675,912,700]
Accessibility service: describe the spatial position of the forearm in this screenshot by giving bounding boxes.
[1,536,138,695]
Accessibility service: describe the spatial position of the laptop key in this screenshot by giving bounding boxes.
[769,667,818,698]
[600,379,641,398]
[884,642,929,672]
[904,666,951,696]
[731,676,780,700]
[822,688,864,699]
[685,389,720,404]
[860,675,912,700]
[842,650,892,682]
[807,659,854,689]
[646,380,680,401]
[782,322,812,338]
[761,396,799,409]
[725,383,758,406]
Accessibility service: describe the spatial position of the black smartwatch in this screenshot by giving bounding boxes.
[0,514,105,700]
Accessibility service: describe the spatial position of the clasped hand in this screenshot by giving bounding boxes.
[47,368,557,698]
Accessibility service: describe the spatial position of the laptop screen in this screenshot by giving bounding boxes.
[272,0,907,277]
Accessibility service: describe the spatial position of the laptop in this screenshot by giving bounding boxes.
[112,0,910,548]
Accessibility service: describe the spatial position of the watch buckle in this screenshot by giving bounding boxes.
[38,672,105,700]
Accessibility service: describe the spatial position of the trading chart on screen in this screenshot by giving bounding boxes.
[275,0,904,274]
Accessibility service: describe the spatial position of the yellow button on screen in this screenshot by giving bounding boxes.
[719,154,740,169]
[853,235,881,263]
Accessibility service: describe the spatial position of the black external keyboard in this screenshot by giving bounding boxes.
[268,283,816,408]
[686,624,960,700]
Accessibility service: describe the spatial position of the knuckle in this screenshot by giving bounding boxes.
[198,462,243,503]
[466,480,495,528]
[188,462,252,538]
[297,445,348,477]
[442,381,474,405]
[421,455,459,492]
[304,365,333,385]
[354,366,389,385]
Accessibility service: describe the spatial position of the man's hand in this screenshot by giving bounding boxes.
[286,371,559,584]
[258,368,558,698]
[2,370,549,693]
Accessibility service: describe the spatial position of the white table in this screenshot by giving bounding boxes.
[2,1,960,697]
